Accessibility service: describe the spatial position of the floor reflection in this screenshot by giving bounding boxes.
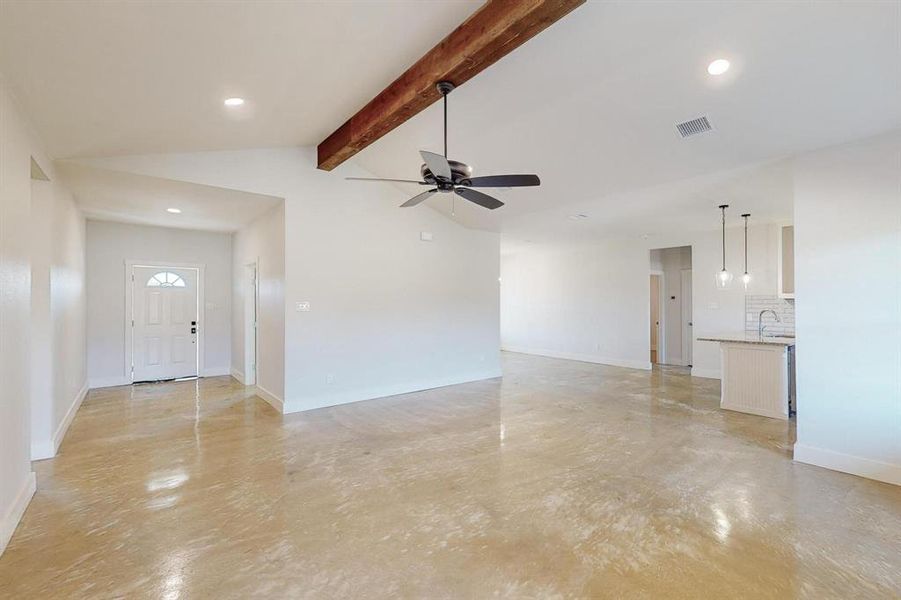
[1,354,898,598]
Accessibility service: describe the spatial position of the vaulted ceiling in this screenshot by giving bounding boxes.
[0,0,480,158]
[2,1,899,235]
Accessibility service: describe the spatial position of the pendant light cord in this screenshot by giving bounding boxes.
[742,213,751,274]
[721,206,727,271]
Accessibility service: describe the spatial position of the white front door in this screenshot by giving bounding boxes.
[132,266,199,382]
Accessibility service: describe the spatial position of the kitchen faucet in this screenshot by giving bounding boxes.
[758,309,781,338]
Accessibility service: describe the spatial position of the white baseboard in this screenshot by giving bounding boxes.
[794,443,901,486]
[283,369,503,414]
[31,440,55,462]
[89,375,131,389]
[54,382,88,453]
[230,368,245,385]
[1,472,36,557]
[254,384,284,413]
[201,366,230,378]
[722,405,787,421]
[501,347,651,371]
[32,381,88,461]
[690,367,721,380]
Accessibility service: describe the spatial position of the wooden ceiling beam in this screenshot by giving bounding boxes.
[316,0,585,171]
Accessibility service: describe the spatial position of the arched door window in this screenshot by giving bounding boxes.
[146,271,186,288]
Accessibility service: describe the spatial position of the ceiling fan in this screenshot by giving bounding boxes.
[346,81,540,210]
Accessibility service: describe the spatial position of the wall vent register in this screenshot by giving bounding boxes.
[676,115,713,138]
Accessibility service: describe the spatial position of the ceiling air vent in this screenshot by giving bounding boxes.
[676,115,713,138]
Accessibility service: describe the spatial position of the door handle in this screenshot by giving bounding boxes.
[191,327,197,334]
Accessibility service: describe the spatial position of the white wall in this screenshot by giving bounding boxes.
[232,203,285,404]
[501,239,651,369]
[1,79,87,555]
[30,180,54,456]
[793,131,901,485]
[86,221,232,387]
[30,175,87,460]
[501,224,781,378]
[50,186,87,443]
[0,80,36,556]
[78,147,502,413]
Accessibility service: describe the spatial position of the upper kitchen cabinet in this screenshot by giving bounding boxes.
[779,225,794,298]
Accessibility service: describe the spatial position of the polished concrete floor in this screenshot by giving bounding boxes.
[1,353,899,598]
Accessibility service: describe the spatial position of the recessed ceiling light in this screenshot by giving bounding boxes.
[166,208,182,214]
[707,59,730,76]
[224,97,245,107]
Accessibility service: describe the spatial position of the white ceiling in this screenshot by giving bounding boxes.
[57,162,282,232]
[2,1,899,236]
[352,1,901,233]
[500,158,795,247]
[0,0,481,158]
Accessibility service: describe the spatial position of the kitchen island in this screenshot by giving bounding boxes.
[697,333,795,420]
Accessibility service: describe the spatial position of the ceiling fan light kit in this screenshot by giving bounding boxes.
[346,81,541,210]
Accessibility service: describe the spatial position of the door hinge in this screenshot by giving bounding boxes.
[131,319,135,327]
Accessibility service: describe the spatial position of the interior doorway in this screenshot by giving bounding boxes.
[680,269,693,367]
[649,273,663,364]
[649,247,693,367]
[126,261,204,383]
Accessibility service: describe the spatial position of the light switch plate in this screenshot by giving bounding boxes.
[420,231,433,242]
[296,301,311,312]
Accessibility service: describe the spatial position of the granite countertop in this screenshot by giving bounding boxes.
[696,332,796,347]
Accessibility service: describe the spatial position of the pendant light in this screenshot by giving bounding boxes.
[715,204,733,289]
[741,213,751,289]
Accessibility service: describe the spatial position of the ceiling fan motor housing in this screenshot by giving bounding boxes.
[421,159,473,191]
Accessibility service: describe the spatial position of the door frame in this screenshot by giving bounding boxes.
[649,270,665,365]
[243,261,259,386]
[125,260,205,383]
[680,268,693,367]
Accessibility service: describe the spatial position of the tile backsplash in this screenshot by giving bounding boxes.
[745,295,795,335]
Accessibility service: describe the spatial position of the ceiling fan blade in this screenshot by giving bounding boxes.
[346,177,430,185]
[419,150,452,181]
[455,187,504,210]
[400,189,438,208]
[464,174,540,188]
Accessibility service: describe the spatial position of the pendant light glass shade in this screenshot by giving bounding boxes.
[715,204,732,290]
[716,269,734,289]
[741,213,751,290]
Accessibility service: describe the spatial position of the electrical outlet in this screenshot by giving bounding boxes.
[326,374,335,384]
[296,301,310,312]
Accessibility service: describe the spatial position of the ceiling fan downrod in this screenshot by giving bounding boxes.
[343,78,539,211]
[436,81,455,159]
